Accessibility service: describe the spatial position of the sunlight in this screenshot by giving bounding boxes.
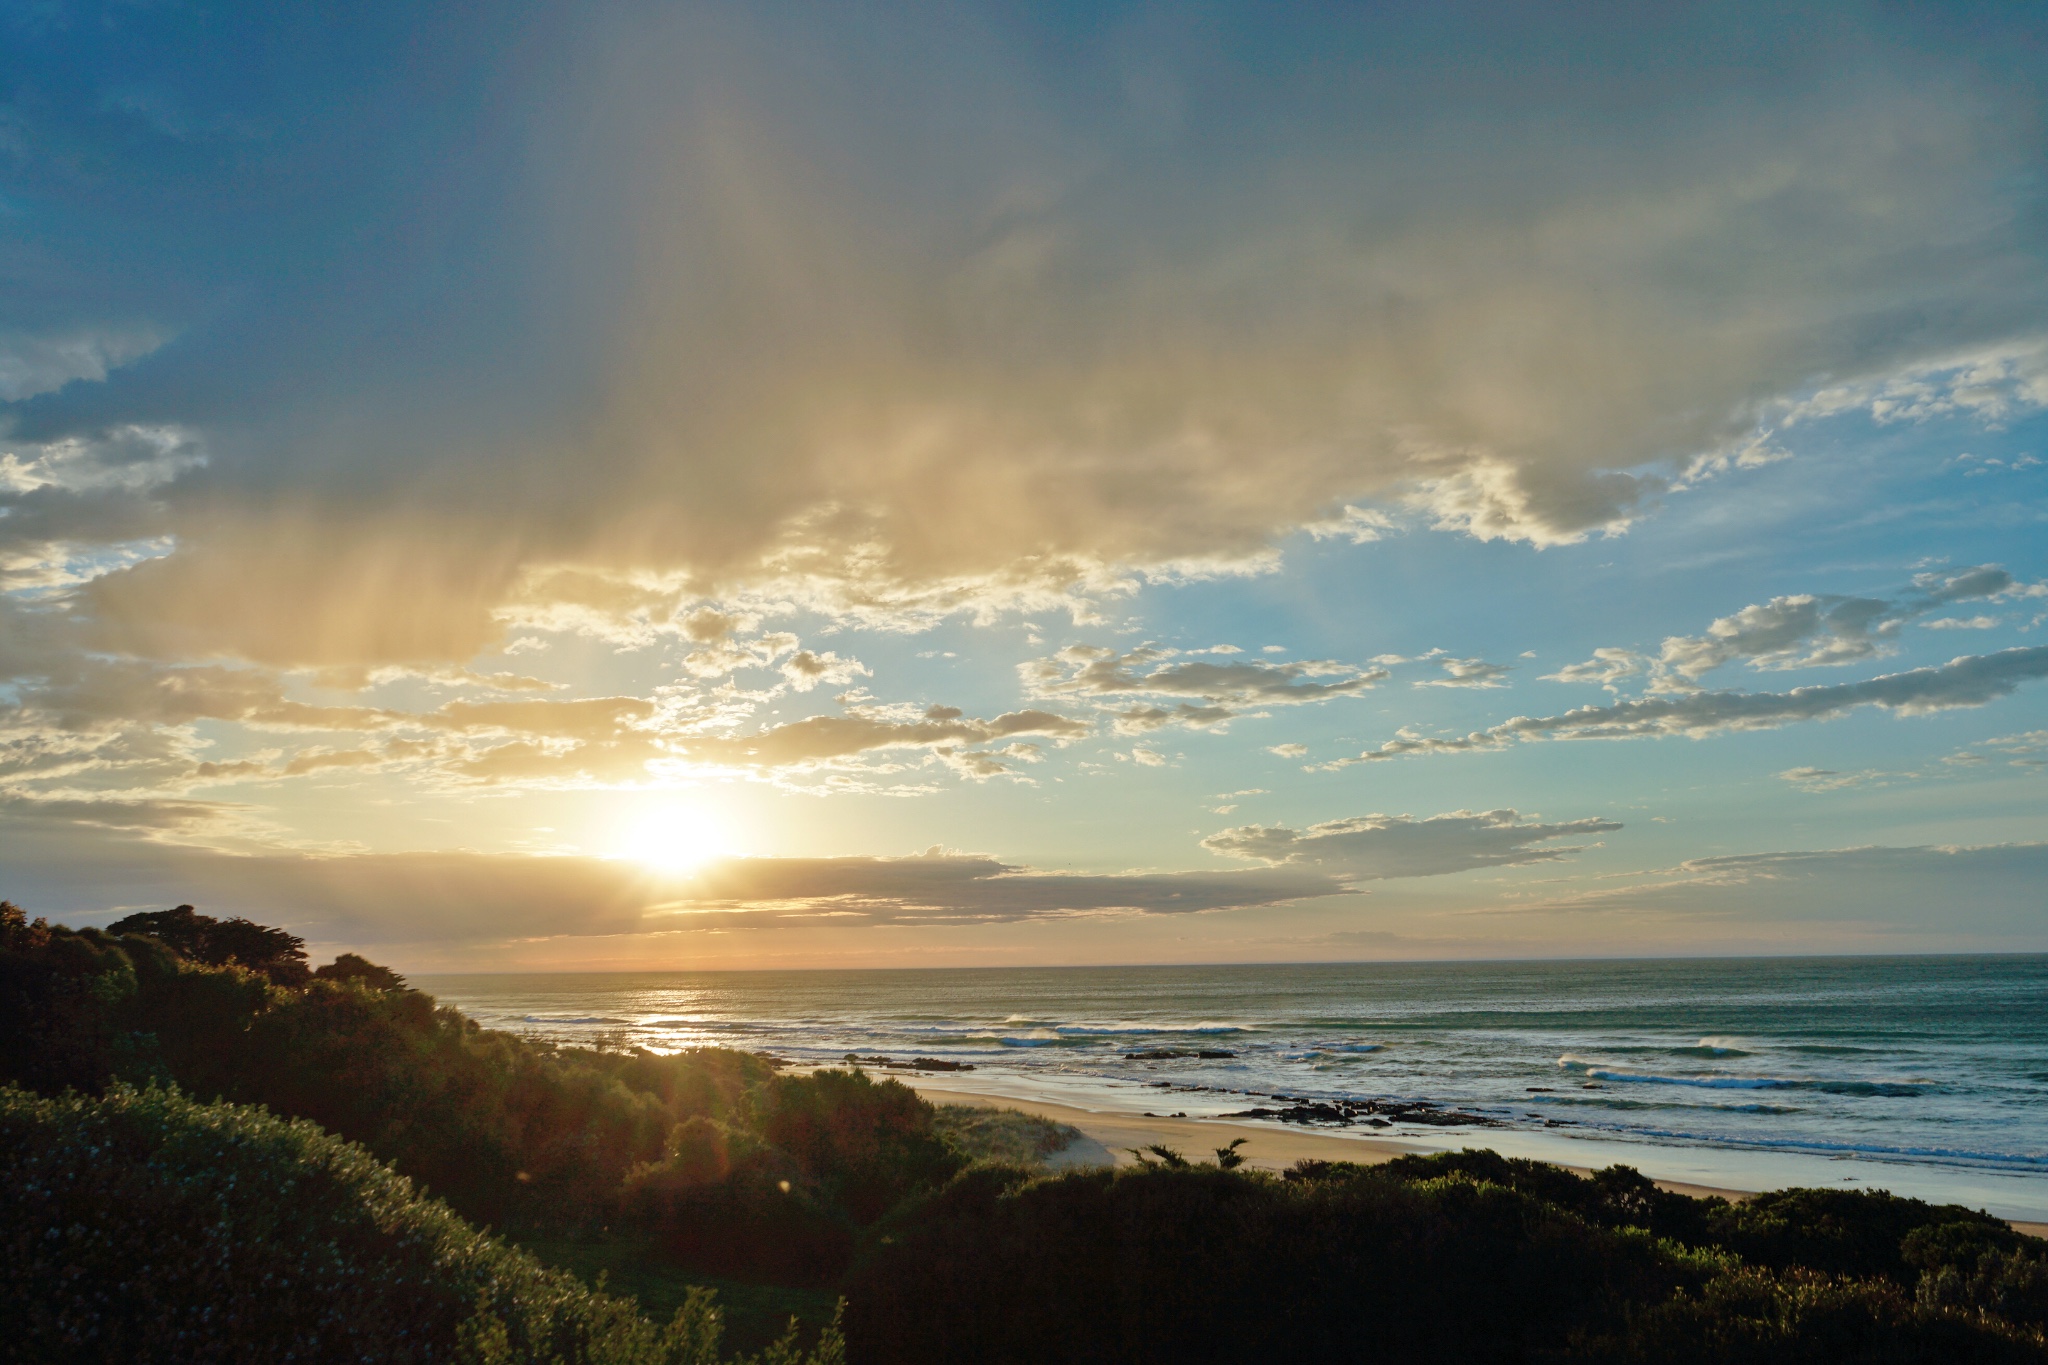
[611,801,735,876]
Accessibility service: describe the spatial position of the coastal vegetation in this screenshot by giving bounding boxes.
[4,901,2045,1363]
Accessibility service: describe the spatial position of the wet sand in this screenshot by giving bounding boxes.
[910,1083,2048,1238]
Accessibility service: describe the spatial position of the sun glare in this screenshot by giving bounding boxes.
[612,802,735,876]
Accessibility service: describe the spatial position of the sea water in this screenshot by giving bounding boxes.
[415,956,2048,1220]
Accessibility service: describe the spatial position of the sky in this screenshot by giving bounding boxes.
[4,0,2047,970]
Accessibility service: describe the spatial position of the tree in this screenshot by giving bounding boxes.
[312,952,407,991]
[106,904,310,985]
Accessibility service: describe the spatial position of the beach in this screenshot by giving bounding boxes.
[910,1082,2048,1239]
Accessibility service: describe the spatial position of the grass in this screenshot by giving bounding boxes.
[933,1103,1082,1165]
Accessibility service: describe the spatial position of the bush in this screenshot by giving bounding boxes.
[843,1160,1714,1364]
[1566,1265,2046,1364]
[0,1083,852,1365]
[1363,1148,1721,1244]
[619,1117,856,1286]
[0,912,789,1231]
[1908,1222,2048,1331]
[1705,1188,2016,1281]
[0,1084,682,1362]
[748,1069,961,1224]
[0,903,142,1095]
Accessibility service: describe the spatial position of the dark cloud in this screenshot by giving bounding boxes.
[1203,810,1619,879]
[12,835,1343,950]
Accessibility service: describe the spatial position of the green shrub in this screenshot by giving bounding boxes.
[1566,1265,2046,1363]
[843,1160,1712,1364]
[1907,1222,2048,1330]
[748,1069,961,1224]
[0,912,788,1231]
[1349,1148,1722,1244]
[621,1117,856,1286]
[0,904,141,1095]
[1705,1187,2016,1281]
[0,1083,849,1365]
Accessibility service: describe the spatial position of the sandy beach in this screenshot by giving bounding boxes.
[911,1082,2048,1239]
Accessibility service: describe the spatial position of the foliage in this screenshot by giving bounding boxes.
[845,1155,2048,1364]
[314,951,408,991]
[0,1082,846,1365]
[1568,1265,2047,1364]
[747,1068,962,1224]
[1704,1186,2017,1281]
[1907,1221,2048,1330]
[104,903,311,985]
[930,1103,1080,1165]
[7,905,2046,1364]
[843,1160,1719,1364]
[520,1235,842,1359]
[0,902,143,1096]
[621,1116,856,1285]
[1363,1147,1719,1244]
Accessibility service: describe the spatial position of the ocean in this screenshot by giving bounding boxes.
[415,955,2048,1221]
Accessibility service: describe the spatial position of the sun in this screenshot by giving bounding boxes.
[612,801,735,876]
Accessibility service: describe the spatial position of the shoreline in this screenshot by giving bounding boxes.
[907,1081,2048,1239]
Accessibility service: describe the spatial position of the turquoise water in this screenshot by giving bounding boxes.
[417,955,2048,1217]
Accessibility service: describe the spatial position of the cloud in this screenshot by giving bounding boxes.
[1522,842,2048,936]
[667,707,1088,777]
[15,837,1345,949]
[1414,657,1513,689]
[1546,566,2032,694]
[1027,645,1385,704]
[780,649,870,692]
[1785,339,2048,429]
[0,326,169,402]
[1775,766,1892,792]
[5,5,2044,675]
[1108,703,1238,734]
[1541,648,1641,690]
[1202,809,1619,880]
[1331,645,2048,763]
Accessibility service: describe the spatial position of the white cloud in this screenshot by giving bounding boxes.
[1414,657,1513,689]
[1545,567,2027,695]
[1776,766,1893,792]
[1331,644,2048,764]
[1541,648,1642,690]
[1027,645,1385,704]
[1785,339,2048,430]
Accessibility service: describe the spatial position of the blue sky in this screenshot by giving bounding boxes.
[3,1,2046,968]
